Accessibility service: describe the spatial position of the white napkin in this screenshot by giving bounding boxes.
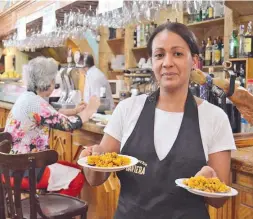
[47,163,80,192]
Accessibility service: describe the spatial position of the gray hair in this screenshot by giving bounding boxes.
[22,56,58,92]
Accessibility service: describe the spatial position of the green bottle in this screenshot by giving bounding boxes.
[229,30,239,58]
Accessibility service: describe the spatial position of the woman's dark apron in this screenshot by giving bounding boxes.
[114,89,210,219]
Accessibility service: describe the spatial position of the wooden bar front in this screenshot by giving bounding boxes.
[0,103,253,219]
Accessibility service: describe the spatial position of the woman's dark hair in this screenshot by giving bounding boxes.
[147,22,199,57]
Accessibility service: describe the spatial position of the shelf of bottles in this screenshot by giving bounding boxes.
[229,21,253,88]
[184,1,224,27]
[198,36,224,71]
[229,22,253,59]
[133,22,157,50]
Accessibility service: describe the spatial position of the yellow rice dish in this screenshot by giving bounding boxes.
[183,176,231,193]
[87,152,131,167]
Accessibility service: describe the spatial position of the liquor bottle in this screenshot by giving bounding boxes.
[144,24,150,46]
[196,7,202,22]
[213,38,221,65]
[229,30,239,58]
[202,6,207,21]
[200,40,206,59]
[220,38,224,63]
[140,24,145,47]
[238,25,245,57]
[133,26,137,48]
[213,2,221,18]
[239,64,245,87]
[208,5,214,20]
[199,7,203,21]
[205,37,212,66]
[244,21,253,57]
[137,25,141,48]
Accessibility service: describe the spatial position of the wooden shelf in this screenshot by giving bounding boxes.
[229,58,252,62]
[107,37,124,43]
[107,37,125,55]
[132,46,149,63]
[225,1,253,16]
[132,46,148,51]
[187,17,224,28]
[202,65,223,69]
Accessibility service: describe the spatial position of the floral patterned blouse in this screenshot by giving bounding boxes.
[4,91,82,154]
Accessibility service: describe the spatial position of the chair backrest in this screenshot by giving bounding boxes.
[0,132,58,219]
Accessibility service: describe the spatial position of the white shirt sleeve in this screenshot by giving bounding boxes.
[104,101,124,142]
[84,77,90,103]
[88,77,102,98]
[208,110,237,155]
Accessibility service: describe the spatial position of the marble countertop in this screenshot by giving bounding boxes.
[231,146,253,175]
[0,100,104,134]
[0,101,13,110]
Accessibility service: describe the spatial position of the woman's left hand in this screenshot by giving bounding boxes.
[195,166,217,178]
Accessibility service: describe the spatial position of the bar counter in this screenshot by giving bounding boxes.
[0,101,253,219]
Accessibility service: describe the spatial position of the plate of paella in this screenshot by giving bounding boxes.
[175,176,238,198]
[77,152,139,172]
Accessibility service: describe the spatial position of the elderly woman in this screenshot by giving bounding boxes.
[4,56,100,197]
[80,22,236,218]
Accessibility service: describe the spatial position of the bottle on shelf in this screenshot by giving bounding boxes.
[136,25,141,48]
[239,63,246,87]
[241,116,250,133]
[133,26,137,48]
[202,6,207,21]
[238,25,245,58]
[208,4,214,20]
[244,21,253,57]
[140,24,145,47]
[220,38,224,63]
[229,29,239,59]
[213,38,221,65]
[205,37,212,66]
[144,24,150,46]
[200,40,206,62]
[213,1,221,18]
[247,79,253,95]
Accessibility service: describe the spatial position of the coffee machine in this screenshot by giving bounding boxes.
[50,66,81,110]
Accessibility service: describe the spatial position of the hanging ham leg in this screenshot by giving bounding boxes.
[191,69,253,125]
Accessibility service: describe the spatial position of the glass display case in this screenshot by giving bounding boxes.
[0,81,26,103]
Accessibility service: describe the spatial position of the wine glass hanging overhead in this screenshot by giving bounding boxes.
[2,0,224,50]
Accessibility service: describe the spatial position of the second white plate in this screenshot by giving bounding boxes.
[175,178,238,198]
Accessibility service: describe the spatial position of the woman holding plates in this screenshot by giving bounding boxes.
[80,22,236,219]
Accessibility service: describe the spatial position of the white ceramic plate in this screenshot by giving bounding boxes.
[96,122,106,127]
[175,178,238,198]
[92,118,102,122]
[77,155,139,172]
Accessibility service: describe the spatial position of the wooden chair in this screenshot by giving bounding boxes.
[0,132,88,219]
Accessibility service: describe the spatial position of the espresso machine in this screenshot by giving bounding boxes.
[50,66,81,110]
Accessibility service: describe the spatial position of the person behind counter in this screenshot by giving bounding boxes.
[4,56,100,197]
[80,22,236,218]
[78,53,114,111]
